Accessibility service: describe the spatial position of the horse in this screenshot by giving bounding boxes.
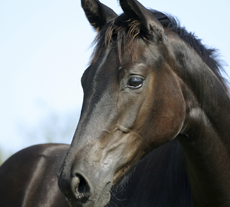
[0,0,230,207]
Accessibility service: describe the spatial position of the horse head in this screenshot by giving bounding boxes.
[58,0,187,206]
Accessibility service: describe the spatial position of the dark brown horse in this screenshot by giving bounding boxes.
[1,0,230,207]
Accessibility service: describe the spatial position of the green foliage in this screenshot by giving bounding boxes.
[0,146,12,166]
[0,151,3,166]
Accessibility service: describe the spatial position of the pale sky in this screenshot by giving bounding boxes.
[0,0,230,157]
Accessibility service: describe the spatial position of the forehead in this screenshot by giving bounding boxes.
[91,15,153,65]
[92,39,152,71]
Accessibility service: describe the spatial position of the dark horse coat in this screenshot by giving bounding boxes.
[1,0,230,207]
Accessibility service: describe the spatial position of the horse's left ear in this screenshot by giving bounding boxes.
[120,0,164,37]
[81,0,118,31]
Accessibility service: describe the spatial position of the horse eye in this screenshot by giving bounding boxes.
[127,77,144,89]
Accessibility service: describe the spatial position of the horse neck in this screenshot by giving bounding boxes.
[172,39,230,206]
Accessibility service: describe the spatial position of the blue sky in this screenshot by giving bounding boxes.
[0,0,230,157]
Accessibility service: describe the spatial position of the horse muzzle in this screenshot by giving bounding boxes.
[58,164,113,207]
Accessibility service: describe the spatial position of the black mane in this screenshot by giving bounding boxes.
[92,9,228,90]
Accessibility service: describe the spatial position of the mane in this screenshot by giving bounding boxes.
[154,10,228,90]
[91,9,228,90]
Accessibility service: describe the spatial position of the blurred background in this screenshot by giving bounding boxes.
[0,0,230,164]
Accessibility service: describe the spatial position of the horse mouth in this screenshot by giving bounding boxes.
[95,182,112,207]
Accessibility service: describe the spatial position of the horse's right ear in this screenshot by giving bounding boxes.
[81,0,118,31]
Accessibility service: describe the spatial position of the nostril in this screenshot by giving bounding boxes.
[77,175,87,195]
[72,173,91,202]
